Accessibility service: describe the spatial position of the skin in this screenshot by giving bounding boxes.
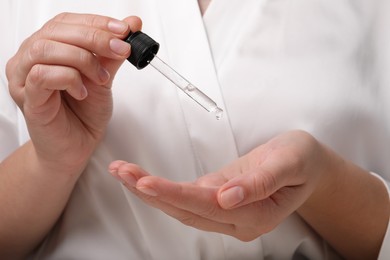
[110,130,390,260]
[1,13,142,259]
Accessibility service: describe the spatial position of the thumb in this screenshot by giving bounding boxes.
[217,169,282,209]
[100,16,143,80]
[217,151,297,209]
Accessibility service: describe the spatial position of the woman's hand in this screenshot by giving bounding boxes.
[110,130,389,259]
[109,130,329,240]
[0,13,142,258]
[6,13,141,173]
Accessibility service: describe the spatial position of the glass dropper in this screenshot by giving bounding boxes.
[124,31,223,120]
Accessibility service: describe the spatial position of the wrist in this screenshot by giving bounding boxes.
[297,145,389,259]
[299,145,346,211]
[28,140,91,180]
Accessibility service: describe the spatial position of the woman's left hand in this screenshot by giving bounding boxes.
[108,130,332,241]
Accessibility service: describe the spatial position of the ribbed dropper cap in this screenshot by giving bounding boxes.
[124,31,160,69]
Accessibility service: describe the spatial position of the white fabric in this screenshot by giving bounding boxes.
[0,0,389,259]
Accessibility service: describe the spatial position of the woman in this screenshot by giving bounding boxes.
[0,0,389,259]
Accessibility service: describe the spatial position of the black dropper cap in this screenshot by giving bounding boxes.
[124,31,160,70]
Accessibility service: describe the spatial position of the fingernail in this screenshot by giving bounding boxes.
[80,84,88,99]
[119,172,137,187]
[108,20,128,34]
[98,67,110,83]
[220,186,244,209]
[110,38,130,55]
[137,186,158,197]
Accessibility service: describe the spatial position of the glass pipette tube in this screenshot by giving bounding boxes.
[124,31,223,120]
[148,55,223,120]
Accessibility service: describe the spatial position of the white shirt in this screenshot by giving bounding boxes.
[1,0,389,259]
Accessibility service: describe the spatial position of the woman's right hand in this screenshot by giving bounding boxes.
[6,13,141,173]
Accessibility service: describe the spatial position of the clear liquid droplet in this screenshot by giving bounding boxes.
[213,107,223,120]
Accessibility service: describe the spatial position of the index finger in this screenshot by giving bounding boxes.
[32,14,134,59]
[16,13,139,54]
[49,13,142,37]
[9,14,142,87]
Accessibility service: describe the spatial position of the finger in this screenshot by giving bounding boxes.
[17,40,111,87]
[111,164,262,225]
[98,16,143,76]
[7,15,141,92]
[50,13,142,36]
[131,180,272,241]
[24,64,86,108]
[47,14,143,76]
[38,14,142,59]
[108,160,128,174]
[217,149,303,209]
[48,14,143,77]
[114,163,150,186]
[51,13,129,35]
[116,166,275,238]
[132,188,237,237]
[41,23,130,58]
[108,160,130,182]
[11,23,128,88]
[122,16,143,33]
[134,176,258,224]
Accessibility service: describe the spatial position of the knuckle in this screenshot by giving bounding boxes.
[28,39,51,62]
[6,57,24,107]
[52,12,71,22]
[254,171,277,198]
[67,70,81,86]
[5,57,16,82]
[288,151,305,173]
[8,84,23,107]
[78,50,95,68]
[27,64,46,86]
[41,19,59,38]
[86,15,99,27]
[84,28,101,48]
[84,15,115,32]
